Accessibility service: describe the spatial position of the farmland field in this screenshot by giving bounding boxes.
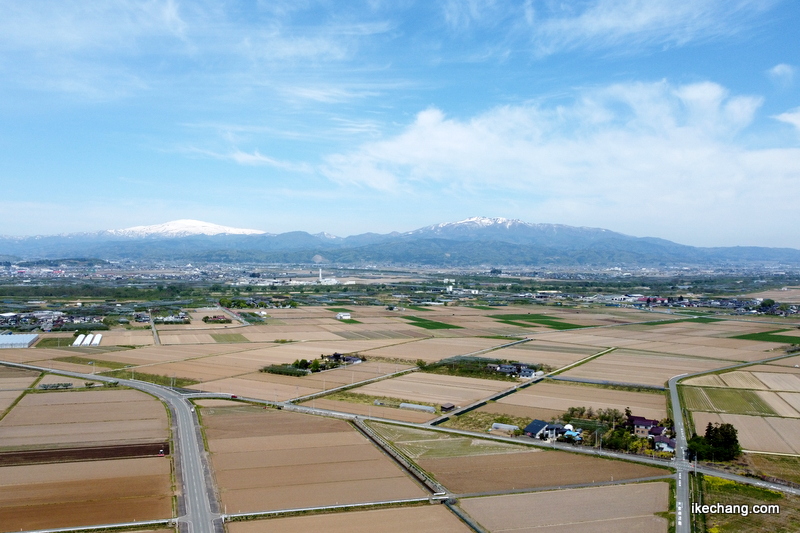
[495,381,667,421]
[369,422,530,459]
[702,475,800,533]
[350,372,510,406]
[0,457,172,532]
[459,482,669,532]
[417,448,667,493]
[692,412,800,454]
[226,506,472,533]
[0,368,39,414]
[201,406,425,513]
[0,389,168,449]
[558,350,723,387]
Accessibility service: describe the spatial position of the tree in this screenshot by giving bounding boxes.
[687,423,740,461]
[310,359,321,372]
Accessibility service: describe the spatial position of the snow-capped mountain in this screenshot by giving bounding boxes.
[2,217,800,266]
[106,220,267,238]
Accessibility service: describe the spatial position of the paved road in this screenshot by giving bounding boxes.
[0,361,217,533]
[668,374,691,533]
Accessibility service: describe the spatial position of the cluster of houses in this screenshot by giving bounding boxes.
[153,312,190,324]
[520,414,676,453]
[322,352,363,365]
[486,362,544,379]
[0,310,104,332]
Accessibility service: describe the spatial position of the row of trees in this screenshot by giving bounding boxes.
[687,422,741,461]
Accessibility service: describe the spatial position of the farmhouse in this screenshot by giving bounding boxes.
[653,435,676,453]
[629,415,661,438]
[336,312,352,320]
[523,419,548,438]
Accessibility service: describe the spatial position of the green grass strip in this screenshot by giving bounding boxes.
[327,307,352,312]
[102,369,199,388]
[211,333,249,343]
[488,313,587,330]
[52,356,132,371]
[732,329,800,344]
[401,316,462,330]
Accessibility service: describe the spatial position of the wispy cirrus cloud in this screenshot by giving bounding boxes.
[185,146,311,172]
[526,0,777,56]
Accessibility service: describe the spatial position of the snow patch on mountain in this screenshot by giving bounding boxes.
[107,220,267,238]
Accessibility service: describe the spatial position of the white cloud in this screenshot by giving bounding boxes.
[527,0,775,55]
[321,80,800,242]
[768,63,795,87]
[187,147,311,172]
[775,107,800,131]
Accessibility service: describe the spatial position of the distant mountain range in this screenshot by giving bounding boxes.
[2,217,800,267]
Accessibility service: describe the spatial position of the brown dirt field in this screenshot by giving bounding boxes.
[778,393,800,413]
[352,373,509,405]
[0,389,167,449]
[208,432,365,454]
[226,505,472,533]
[477,402,563,422]
[359,337,511,362]
[763,417,800,454]
[418,449,667,493]
[0,419,167,449]
[744,287,800,303]
[720,371,768,389]
[194,399,241,407]
[0,457,172,531]
[203,407,425,512]
[222,478,424,514]
[159,333,217,344]
[13,388,149,406]
[767,355,800,367]
[1,399,164,426]
[298,398,435,423]
[0,371,39,413]
[752,372,800,392]
[35,374,103,388]
[692,411,723,432]
[488,346,591,368]
[459,482,669,533]
[99,330,155,346]
[683,374,727,387]
[190,375,320,400]
[496,382,667,421]
[559,351,723,387]
[715,414,795,454]
[0,367,38,379]
[0,441,170,466]
[755,391,800,417]
[30,359,112,373]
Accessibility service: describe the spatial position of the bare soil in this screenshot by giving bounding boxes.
[418,449,667,493]
[226,505,472,533]
[459,482,669,532]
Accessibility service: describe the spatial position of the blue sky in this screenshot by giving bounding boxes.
[1,0,799,247]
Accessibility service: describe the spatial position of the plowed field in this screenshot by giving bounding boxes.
[202,406,425,512]
[418,449,667,493]
[0,458,172,531]
[459,482,669,532]
[226,505,471,533]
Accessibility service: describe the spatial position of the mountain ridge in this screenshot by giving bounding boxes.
[1,217,799,267]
